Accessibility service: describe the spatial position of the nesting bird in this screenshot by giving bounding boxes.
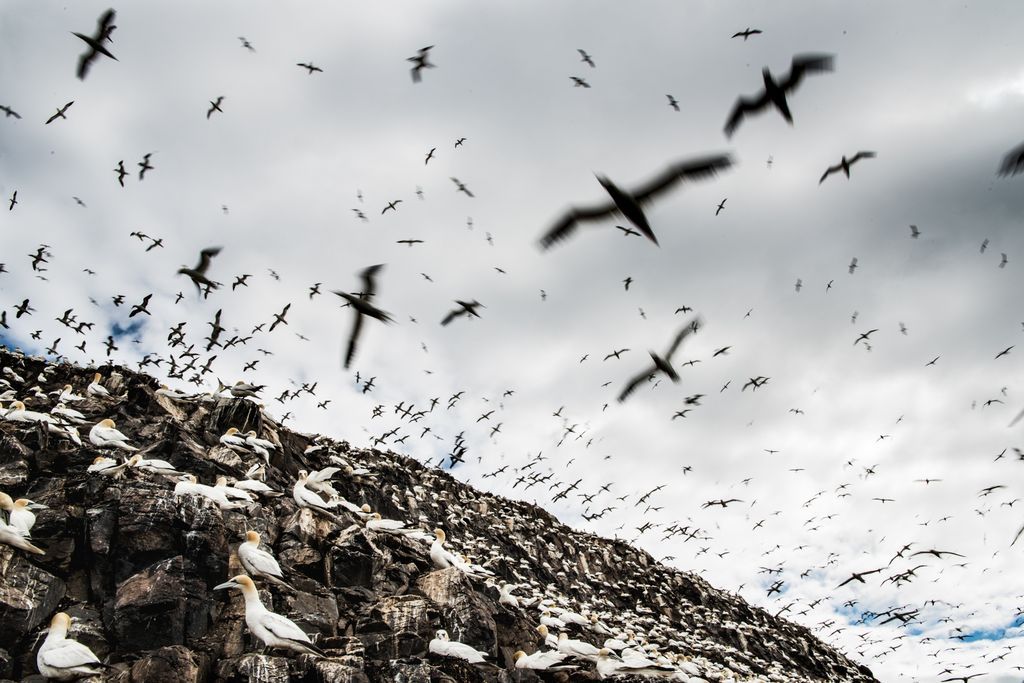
[36,613,107,679]
[214,575,324,655]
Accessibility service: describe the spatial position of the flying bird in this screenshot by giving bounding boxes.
[570,76,591,88]
[819,151,876,184]
[408,46,435,82]
[577,49,595,67]
[137,153,155,180]
[618,317,702,402]
[909,224,920,238]
[178,247,223,294]
[0,105,21,119]
[724,53,834,138]
[539,154,733,250]
[296,62,323,74]
[441,300,484,326]
[731,28,763,40]
[666,95,679,111]
[73,9,117,80]
[8,191,16,211]
[45,101,74,125]
[334,264,393,369]
[113,161,127,187]
[451,178,474,197]
[207,96,225,119]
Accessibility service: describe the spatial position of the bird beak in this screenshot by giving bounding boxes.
[213,580,235,591]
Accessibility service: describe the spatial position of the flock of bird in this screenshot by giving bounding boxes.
[1,5,1023,681]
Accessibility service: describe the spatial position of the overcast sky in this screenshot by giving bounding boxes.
[2,2,1024,680]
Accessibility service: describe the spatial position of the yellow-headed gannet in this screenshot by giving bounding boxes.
[86,373,110,397]
[174,475,247,510]
[244,431,276,459]
[0,493,45,537]
[0,520,44,554]
[498,582,520,608]
[36,613,108,680]
[214,575,323,655]
[237,531,291,590]
[429,529,458,569]
[57,385,86,402]
[219,427,248,449]
[536,624,558,649]
[513,649,574,670]
[3,401,56,424]
[428,629,489,663]
[127,454,181,476]
[88,419,137,451]
[86,456,128,477]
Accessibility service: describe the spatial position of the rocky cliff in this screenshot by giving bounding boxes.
[0,348,877,682]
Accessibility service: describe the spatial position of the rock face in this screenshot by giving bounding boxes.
[0,349,877,683]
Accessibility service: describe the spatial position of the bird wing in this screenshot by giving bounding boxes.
[849,151,877,164]
[344,307,363,369]
[41,640,102,669]
[359,264,384,298]
[538,202,618,250]
[260,611,313,643]
[664,318,701,359]
[244,547,284,577]
[617,365,656,403]
[194,247,222,274]
[632,154,733,203]
[997,142,1024,177]
[76,49,96,80]
[819,163,842,184]
[779,53,835,92]
[440,308,462,326]
[723,92,770,137]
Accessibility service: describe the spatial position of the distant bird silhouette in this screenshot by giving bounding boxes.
[8,191,16,211]
[113,161,127,187]
[45,101,74,125]
[128,294,152,318]
[819,151,876,184]
[238,37,255,52]
[137,153,154,180]
[577,49,595,67]
[408,46,435,83]
[618,317,701,402]
[0,105,21,119]
[715,198,727,215]
[451,178,474,197]
[207,96,225,119]
[909,224,920,239]
[570,76,591,88]
[441,300,484,326]
[848,257,858,274]
[178,247,222,294]
[381,200,402,214]
[297,62,323,74]
[539,154,733,250]
[731,28,763,40]
[73,9,117,80]
[334,264,393,368]
[667,95,679,111]
[454,137,466,148]
[724,53,834,138]
[997,141,1024,176]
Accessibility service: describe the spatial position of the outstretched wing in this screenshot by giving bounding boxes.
[344,307,363,369]
[724,92,771,138]
[359,264,384,298]
[617,365,656,403]
[194,246,222,274]
[664,317,701,360]
[779,53,835,92]
[819,163,842,184]
[849,150,877,165]
[632,154,733,203]
[997,141,1024,177]
[538,202,617,250]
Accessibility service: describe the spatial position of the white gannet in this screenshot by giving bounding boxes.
[293,470,337,512]
[513,649,575,670]
[237,530,292,590]
[232,478,282,498]
[498,582,520,608]
[36,612,108,680]
[557,608,589,627]
[539,611,566,630]
[88,419,137,451]
[0,520,44,554]
[428,629,489,663]
[214,476,255,502]
[219,427,248,449]
[365,512,434,541]
[56,385,86,402]
[86,373,110,397]
[244,430,277,458]
[127,453,181,476]
[87,456,128,477]
[0,494,45,537]
[557,632,603,662]
[50,402,86,423]
[214,575,323,655]
[3,401,56,425]
[595,648,677,679]
[155,384,190,400]
[429,529,458,569]
[303,467,341,499]
[174,475,247,510]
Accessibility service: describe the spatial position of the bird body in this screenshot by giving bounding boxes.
[36,613,105,679]
[214,576,323,655]
[429,629,488,663]
[89,419,137,451]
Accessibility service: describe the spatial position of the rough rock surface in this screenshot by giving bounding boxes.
[0,349,877,682]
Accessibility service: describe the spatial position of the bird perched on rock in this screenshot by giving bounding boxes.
[428,629,489,663]
[36,613,107,679]
[237,531,292,590]
[88,419,137,451]
[214,575,324,655]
